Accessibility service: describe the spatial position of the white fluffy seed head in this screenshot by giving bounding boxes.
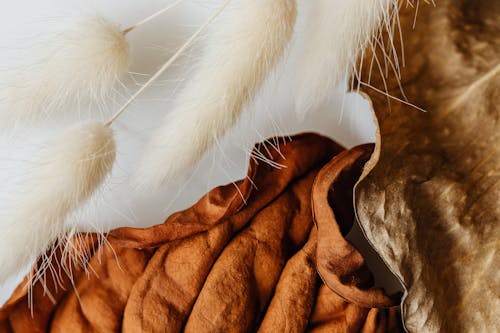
[294,0,396,117]
[0,121,116,284]
[136,0,297,189]
[0,17,130,129]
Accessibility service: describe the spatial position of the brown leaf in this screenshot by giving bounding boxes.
[0,134,403,332]
[110,133,342,248]
[0,235,99,333]
[354,1,500,332]
[184,170,316,333]
[258,230,318,333]
[313,144,401,308]
[307,285,402,333]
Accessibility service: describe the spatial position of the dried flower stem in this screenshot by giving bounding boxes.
[106,0,231,127]
[123,0,186,35]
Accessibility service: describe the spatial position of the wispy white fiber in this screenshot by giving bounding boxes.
[294,0,396,117]
[0,17,130,128]
[137,0,297,189]
[0,122,115,284]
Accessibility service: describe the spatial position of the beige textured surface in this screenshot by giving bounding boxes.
[355,1,500,332]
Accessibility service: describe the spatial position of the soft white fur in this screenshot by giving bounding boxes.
[0,17,129,128]
[0,122,115,285]
[294,0,395,117]
[136,0,297,189]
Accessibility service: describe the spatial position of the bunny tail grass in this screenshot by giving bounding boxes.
[0,122,115,284]
[137,0,297,189]
[0,17,129,128]
[294,0,396,117]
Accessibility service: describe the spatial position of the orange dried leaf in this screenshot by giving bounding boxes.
[1,134,403,332]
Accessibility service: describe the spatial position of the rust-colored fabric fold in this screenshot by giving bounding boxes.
[0,133,402,333]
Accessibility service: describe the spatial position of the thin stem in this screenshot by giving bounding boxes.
[107,0,231,127]
[359,81,427,113]
[123,0,186,34]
